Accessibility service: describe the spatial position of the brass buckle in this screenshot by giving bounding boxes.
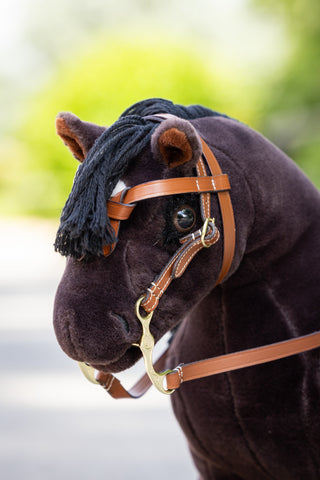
[133,296,175,395]
[201,217,215,248]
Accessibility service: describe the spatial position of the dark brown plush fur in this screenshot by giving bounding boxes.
[54,111,320,479]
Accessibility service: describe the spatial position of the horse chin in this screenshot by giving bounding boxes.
[90,345,141,374]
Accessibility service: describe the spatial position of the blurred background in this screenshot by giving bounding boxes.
[0,0,319,478]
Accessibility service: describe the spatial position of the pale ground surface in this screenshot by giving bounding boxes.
[0,218,197,480]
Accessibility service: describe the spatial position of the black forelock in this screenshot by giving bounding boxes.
[120,98,228,121]
[54,98,228,258]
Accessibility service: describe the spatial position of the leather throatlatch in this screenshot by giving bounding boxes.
[79,115,320,399]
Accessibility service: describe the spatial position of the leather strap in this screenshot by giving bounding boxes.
[95,352,168,399]
[144,113,236,284]
[102,172,230,257]
[107,200,136,220]
[201,139,236,285]
[142,221,219,313]
[102,189,130,256]
[123,174,230,204]
[96,331,320,398]
[166,331,320,390]
[105,175,230,222]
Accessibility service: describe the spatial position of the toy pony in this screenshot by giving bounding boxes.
[53,99,320,479]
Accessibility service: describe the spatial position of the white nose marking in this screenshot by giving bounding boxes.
[111,180,127,197]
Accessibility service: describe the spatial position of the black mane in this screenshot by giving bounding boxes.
[54,98,228,258]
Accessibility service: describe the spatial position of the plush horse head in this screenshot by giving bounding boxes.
[54,99,320,479]
[53,100,229,373]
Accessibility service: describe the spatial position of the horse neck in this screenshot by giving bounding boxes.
[172,118,320,361]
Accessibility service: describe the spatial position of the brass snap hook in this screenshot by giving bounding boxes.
[201,218,215,248]
[134,296,175,395]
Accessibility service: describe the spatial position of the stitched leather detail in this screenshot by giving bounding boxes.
[201,139,235,285]
[95,331,320,398]
[166,331,320,390]
[141,226,219,313]
[143,253,177,311]
[102,170,230,259]
[196,158,211,219]
[172,228,220,279]
[123,175,230,204]
[95,352,168,398]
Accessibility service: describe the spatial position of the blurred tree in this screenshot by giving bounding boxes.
[252,0,320,186]
[0,36,259,217]
[2,1,318,218]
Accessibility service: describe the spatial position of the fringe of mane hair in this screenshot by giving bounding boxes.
[54,98,228,258]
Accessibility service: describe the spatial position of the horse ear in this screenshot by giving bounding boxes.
[151,117,202,169]
[56,112,106,162]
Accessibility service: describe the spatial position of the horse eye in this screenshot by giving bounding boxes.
[173,206,196,232]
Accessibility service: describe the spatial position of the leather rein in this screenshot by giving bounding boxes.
[78,116,320,399]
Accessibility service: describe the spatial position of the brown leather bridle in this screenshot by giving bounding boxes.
[78,115,320,399]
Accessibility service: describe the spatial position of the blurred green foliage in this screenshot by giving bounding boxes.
[252,0,320,185]
[0,37,259,217]
[0,1,319,218]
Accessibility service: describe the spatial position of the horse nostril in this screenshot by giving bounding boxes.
[112,313,130,334]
